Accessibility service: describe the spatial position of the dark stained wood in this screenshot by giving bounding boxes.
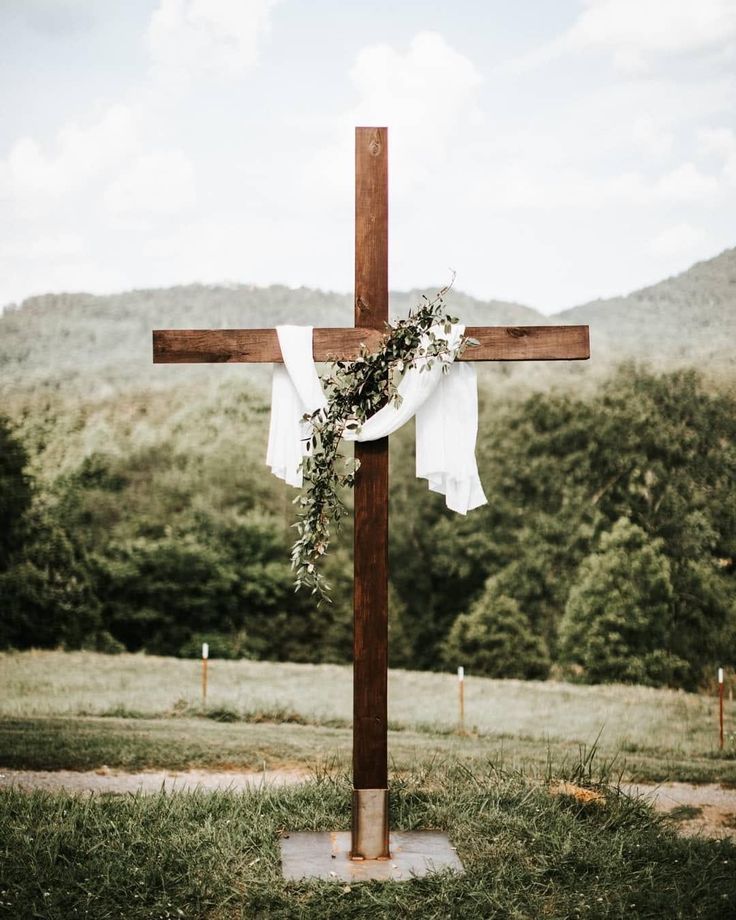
[152,324,589,364]
[353,127,389,792]
[464,324,590,361]
[153,327,384,363]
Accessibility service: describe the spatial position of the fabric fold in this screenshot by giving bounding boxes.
[265,324,487,514]
[266,326,326,487]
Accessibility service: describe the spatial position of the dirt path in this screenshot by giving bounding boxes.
[623,782,736,842]
[2,769,735,842]
[0,767,311,795]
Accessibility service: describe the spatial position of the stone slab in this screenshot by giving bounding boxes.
[280,830,464,882]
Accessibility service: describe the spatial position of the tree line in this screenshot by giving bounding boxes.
[1,365,734,690]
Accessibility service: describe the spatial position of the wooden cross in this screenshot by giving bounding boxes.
[153,127,589,862]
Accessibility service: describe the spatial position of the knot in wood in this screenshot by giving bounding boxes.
[507,327,528,338]
[368,136,382,157]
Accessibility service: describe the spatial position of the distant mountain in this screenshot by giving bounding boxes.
[554,247,736,373]
[1,248,734,399]
[0,283,541,397]
[0,285,353,397]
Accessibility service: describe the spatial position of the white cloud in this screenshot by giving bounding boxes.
[0,102,142,305]
[463,158,724,213]
[568,0,736,57]
[629,115,674,160]
[649,221,706,257]
[312,32,483,201]
[350,31,482,130]
[145,0,280,83]
[655,162,720,202]
[471,166,645,211]
[571,0,735,60]
[698,126,736,185]
[0,232,85,261]
[104,150,196,215]
[0,104,139,212]
[350,31,482,172]
[1,3,734,314]
[0,0,282,306]
[699,126,736,158]
[0,234,124,305]
[515,0,736,73]
[13,0,97,35]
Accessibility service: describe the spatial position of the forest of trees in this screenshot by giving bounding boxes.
[1,364,734,691]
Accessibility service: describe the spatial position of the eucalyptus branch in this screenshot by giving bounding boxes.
[291,285,475,602]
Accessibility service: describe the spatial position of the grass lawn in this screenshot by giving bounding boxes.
[2,766,735,919]
[2,715,736,786]
[1,651,734,783]
[2,652,736,917]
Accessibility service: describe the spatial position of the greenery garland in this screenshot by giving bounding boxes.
[291,286,477,601]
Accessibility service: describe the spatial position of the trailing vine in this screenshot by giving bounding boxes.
[291,285,477,601]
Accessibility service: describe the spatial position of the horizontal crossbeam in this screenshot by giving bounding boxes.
[152,325,589,363]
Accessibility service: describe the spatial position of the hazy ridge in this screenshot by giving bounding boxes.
[557,247,736,372]
[1,247,734,399]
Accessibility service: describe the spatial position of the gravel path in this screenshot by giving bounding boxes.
[2,769,735,841]
[0,767,310,795]
[623,782,736,841]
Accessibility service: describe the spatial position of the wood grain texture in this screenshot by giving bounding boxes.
[152,325,590,363]
[464,324,590,361]
[152,328,384,363]
[353,126,389,793]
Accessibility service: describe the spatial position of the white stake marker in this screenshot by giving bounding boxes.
[201,643,209,705]
[457,666,465,734]
[718,667,724,750]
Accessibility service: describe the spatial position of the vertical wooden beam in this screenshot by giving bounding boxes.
[352,126,389,858]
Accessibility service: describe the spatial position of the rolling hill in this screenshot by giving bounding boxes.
[1,246,733,401]
[557,246,736,373]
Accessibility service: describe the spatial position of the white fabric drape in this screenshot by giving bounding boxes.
[266,326,326,487]
[266,324,487,514]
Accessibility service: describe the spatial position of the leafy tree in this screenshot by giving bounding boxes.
[0,415,32,570]
[0,423,103,650]
[389,424,497,669]
[91,510,354,662]
[559,517,688,686]
[441,577,550,679]
[477,367,736,686]
[94,532,240,655]
[0,510,101,649]
[178,630,249,660]
[3,362,733,686]
[221,513,351,664]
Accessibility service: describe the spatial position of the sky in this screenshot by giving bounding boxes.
[0,0,735,314]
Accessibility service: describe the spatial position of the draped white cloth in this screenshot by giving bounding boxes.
[266,324,487,514]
